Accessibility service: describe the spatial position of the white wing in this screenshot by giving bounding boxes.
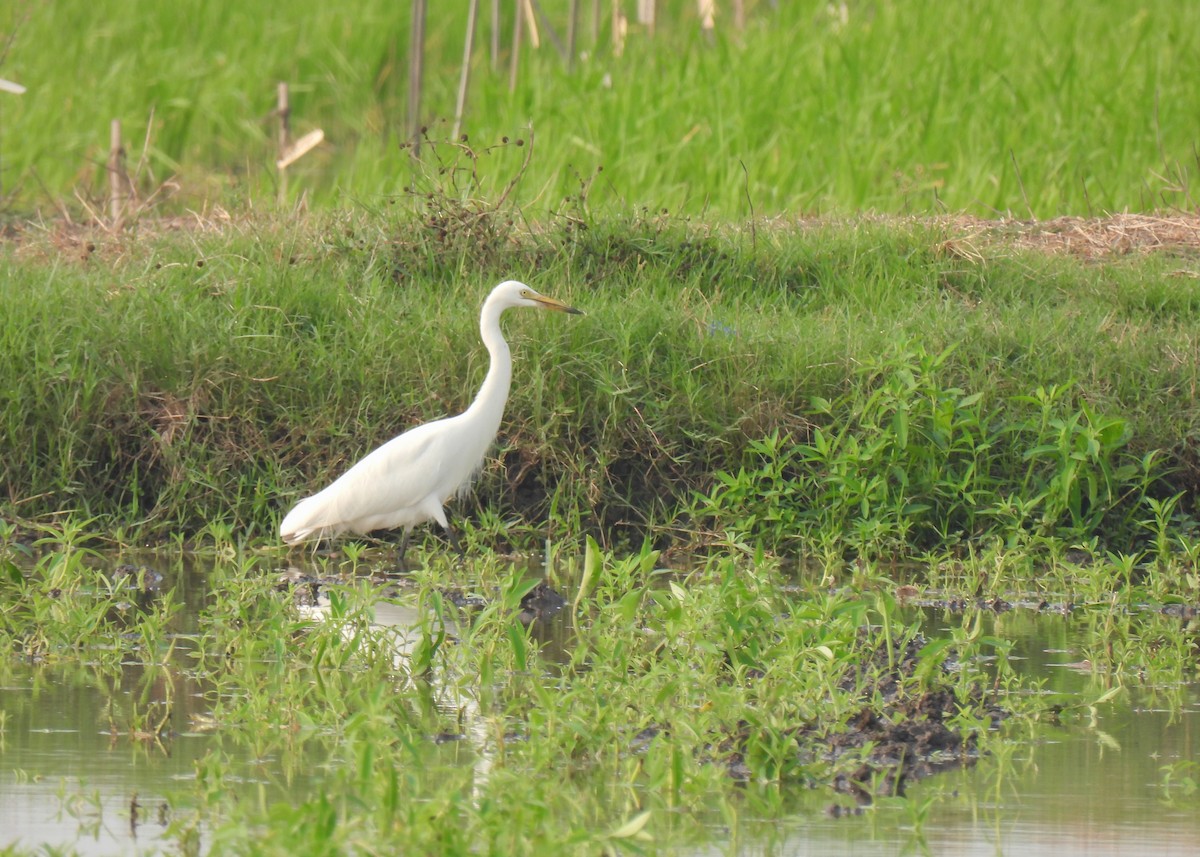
[279,414,489,543]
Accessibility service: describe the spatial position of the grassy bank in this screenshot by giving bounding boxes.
[2,209,1199,554]
[3,1,1200,216]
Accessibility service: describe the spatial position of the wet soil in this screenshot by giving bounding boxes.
[824,632,998,808]
[711,631,995,811]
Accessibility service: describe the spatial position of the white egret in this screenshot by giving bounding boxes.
[280,280,582,561]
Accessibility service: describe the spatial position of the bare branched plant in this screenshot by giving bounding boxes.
[393,125,536,276]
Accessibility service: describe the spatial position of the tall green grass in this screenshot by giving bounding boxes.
[2,0,1200,216]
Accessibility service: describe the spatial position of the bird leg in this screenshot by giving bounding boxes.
[445,523,464,558]
[391,528,413,575]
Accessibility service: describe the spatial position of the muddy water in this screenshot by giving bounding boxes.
[1,555,1197,856]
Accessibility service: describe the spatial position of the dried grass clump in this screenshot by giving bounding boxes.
[937,213,1200,261]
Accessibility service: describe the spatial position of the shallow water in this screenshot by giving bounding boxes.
[1,554,1197,855]
[739,614,1200,857]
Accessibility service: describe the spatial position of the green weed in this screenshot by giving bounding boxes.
[1158,759,1200,801]
[2,536,1198,855]
[693,345,1163,556]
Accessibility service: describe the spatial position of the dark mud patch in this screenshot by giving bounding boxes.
[813,633,996,809]
[820,684,985,809]
[638,631,997,811]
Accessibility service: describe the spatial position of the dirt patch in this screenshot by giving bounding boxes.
[10,212,1200,265]
[931,213,1200,262]
[822,633,995,809]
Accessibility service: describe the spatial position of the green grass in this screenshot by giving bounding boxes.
[3,0,1200,216]
[3,209,1200,551]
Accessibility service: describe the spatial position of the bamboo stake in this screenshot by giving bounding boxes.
[275,81,325,186]
[637,0,655,34]
[277,130,325,170]
[508,0,523,91]
[453,0,480,140]
[276,82,290,150]
[407,0,428,154]
[0,80,25,201]
[697,0,715,39]
[491,0,501,71]
[611,0,626,55]
[108,119,126,227]
[567,0,579,69]
[276,82,290,203]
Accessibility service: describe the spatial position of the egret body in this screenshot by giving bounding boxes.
[280,280,581,558]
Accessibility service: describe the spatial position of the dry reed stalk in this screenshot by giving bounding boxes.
[276,82,290,202]
[453,0,480,140]
[509,0,524,90]
[521,0,540,48]
[408,0,427,154]
[107,119,129,227]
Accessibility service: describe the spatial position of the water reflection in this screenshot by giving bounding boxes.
[0,551,1197,856]
[1,661,206,855]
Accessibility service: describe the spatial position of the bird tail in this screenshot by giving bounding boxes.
[280,494,332,545]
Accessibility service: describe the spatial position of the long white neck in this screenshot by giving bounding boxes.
[462,293,513,428]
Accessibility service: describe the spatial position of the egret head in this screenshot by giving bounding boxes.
[492,280,583,315]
